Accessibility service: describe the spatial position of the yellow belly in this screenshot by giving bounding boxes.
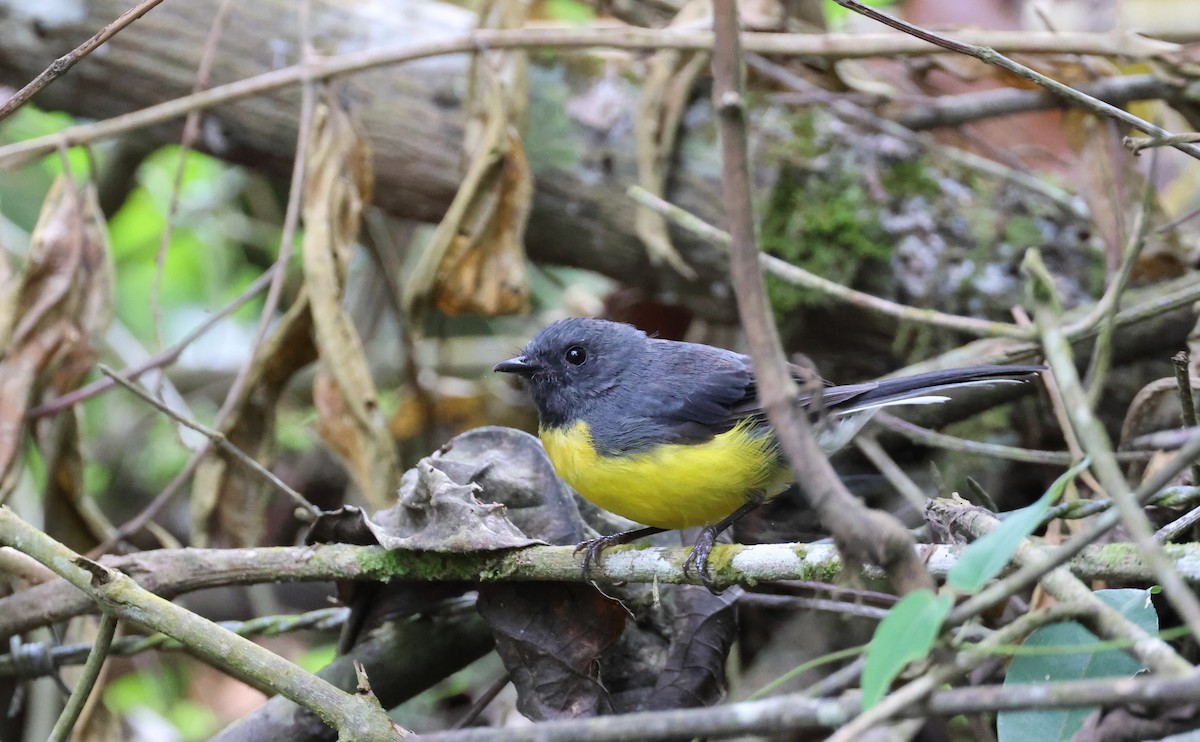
[539,420,791,530]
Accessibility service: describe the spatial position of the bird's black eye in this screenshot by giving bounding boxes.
[565,346,587,365]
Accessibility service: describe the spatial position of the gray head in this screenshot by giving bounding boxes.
[494,318,649,428]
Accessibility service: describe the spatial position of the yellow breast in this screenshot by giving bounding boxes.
[539,420,791,530]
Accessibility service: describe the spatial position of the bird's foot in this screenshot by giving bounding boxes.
[683,527,724,594]
[574,526,665,582]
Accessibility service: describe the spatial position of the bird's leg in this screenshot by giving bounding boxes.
[683,501,762,593]
[576,526,666,581]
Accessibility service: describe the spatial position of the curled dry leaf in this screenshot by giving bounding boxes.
[303,97,399,511]
[191,296,316,547]
[633,0,708,279]
[0,179,112,520]
[403,1,532,319]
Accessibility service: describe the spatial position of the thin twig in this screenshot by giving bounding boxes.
[0,0,168,122]
[711,0,932,602]
[46,612,118,742]
[1027,250,1200,645]
[151,0,237,362]
[1125,132,1200,155]
[627,186,1030,338]
[830,0,1200,161]
[451,672,511,730]
[853,434,929,512]
[0,608,347,678]
[99,365,318,517]
[1172,351,1200,487]
[27,265,279,419]
[0,28,1177,169]
[1083,158,1157,407]
[875,412,1148,465]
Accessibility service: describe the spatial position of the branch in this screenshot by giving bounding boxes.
[711,0,932,596]
[415,670,1200,742]
[5,540,1199,640]
[0,508,402,740]
[831,0,1200,161]
[0,27,1178,169]
[1026,249,1200,646]
[0,0,168,121]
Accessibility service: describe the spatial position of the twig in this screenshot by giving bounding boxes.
[0,508,403,739]
[0,0,168,122]
[151,0,237,361]
[0,607,347,678]
[627,186,1030,338]
[450,672,511,730]
[895,74,1176,131]
[99,365,318,517]
[739,593,889,621]
[853,434,929,511]
[711,0,931,597]
[416,668,1200,741]
[27,265,279,419]
[6,540,1200,640]
[875,412,1149,465]
[100,11,322,548]
[46,612,117,742]
[1027,250,1200,646]
[1083,160,1157,407]
[0,28,1177,169]
[830,0,1200,161]
[1172,351,1200,487]
[1125,132,1200,155]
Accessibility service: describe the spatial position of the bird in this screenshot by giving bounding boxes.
[494,317,1042,588]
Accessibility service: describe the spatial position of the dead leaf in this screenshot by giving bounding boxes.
[633,0,708,279]
[0,179,113,526]
[301,96,399,512]
[191,294,316,547]
[403,0,532,318]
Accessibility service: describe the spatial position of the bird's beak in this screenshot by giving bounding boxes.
[494,355,539,376]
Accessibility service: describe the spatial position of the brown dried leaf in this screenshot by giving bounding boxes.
[633,0,708,279]
[302,98,398,511]
[191,294,316,547]
[403,7,532,319]
[0,179,112,506]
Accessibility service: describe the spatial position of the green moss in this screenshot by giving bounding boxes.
[761,165,892,313]
[355,548,487,581]
[1003,216,1044,249]
[759,111,944,315]
[705,544,748,586]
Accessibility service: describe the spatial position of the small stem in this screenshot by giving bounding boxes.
[47,612,118,742]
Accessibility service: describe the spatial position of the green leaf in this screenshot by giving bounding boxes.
[861,589,953,709]
[947,458,1089,594]
[998,588,1158,742]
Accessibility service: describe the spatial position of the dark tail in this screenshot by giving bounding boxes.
[819,365,1044,413]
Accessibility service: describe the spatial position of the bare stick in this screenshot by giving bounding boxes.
[710,0,931,598]
[46,612,118,742]
[0,0,168,122]
[627,186,1029,338]
[99,365,318,517]
[28,265,279,419]
[0,27,1177,169]
[830,0,1200,161]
